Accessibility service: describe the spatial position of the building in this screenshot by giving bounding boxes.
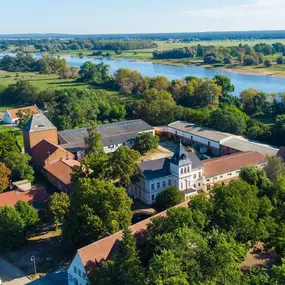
[23,113,58,154]
[0,187,48,208]
[129,143,203,204]
[203,151,266,192]
[2,105,40,124]
[155,121,278,157]
[67,201,188,285]
[58,119,154,158]
[129,143,266,205]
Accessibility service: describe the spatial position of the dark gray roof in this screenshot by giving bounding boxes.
[170,143,193,167]
[23,113,56,133]
[58,119,153,147]
[140,152,202,180]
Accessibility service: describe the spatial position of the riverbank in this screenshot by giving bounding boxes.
[56,50,285,78]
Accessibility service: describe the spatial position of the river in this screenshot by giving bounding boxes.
[1,53,285,96]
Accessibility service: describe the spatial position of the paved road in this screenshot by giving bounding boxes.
[0,257,30,285]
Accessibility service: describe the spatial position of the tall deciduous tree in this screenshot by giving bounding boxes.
[107,146,140,187]
[133,132,159,155]
[47,192,70,229]
[0,162,11,193]
[15,201,39,233]
[0,206,25,252]
[155,187,184,210]
[63,178,132,249]
[264,156,285,182]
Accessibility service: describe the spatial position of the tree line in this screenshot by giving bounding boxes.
[152,43,285,67]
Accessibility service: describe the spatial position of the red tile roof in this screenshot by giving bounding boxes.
[0,187,48,207]
[8,105,40,120]
[203,151,265,178]
[44,159,80,186]
[31,140,74,166]
[77,201,189,271]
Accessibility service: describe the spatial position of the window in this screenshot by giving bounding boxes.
[181,168,184,174]
[181,182,183,189]
[151,194,155,201]
[198,183,201,186]
[151,184,155,191]
[193,174,197,179]
[199,172,201,178]
[220,175,223,178]
[236,171,240,174]
[78,269,81,277]
[208,141,211,146]
[74,278,78,285]
[227,173,232,176]
[163,181,166,188]
[187,166,190,172]
[214,177,217,180]
[157,182,161,189]
[168,179,171,186]
[191,135,193,140]
[184,167,187,173]
[83,273,87,279]
[74,266,77,274]
[193,184,196,188]
[206,179,210,182]
[207,185,211,191]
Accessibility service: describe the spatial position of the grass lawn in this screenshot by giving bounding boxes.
[0,124,23,148]
[0,70,90,90]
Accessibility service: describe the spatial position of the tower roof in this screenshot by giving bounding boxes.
[23,113,56,133]
[170,142,193,166]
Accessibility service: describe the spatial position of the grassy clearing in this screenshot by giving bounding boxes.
[0,124,24,148]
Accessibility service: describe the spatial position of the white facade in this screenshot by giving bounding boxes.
[2,111,16,124]
[67,253,89,285]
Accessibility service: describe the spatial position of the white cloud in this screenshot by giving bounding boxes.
[182,0,285,31]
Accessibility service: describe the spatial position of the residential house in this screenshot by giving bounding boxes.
[2,105,40,124]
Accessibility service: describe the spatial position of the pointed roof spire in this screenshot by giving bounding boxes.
[170,142,192,166]
[23,113,56,133]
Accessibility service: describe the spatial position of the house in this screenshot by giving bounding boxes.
[155,121,279,157]
[67,201,188,285]
[129,143,204,204]
[0,187,48,208]
[129,143,267,205]
[203,151,266,192]
[2,105,40,124]
[58,119,154,157]
[31,139,75,168]
[44,159,80,193]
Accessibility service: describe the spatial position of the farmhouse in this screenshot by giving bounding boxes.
[2,105,40,124]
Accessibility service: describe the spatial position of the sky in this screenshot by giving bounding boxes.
[1,0,285,34]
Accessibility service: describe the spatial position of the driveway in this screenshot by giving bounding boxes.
[0,256,30,285]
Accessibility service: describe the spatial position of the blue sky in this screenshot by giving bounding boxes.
[1,0,284,34]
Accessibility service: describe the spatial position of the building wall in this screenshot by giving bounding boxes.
[2,112,14,124]
[24,129,58,153]
[67,253,89,285]
[45,170,70,193]
[155,126,221,155]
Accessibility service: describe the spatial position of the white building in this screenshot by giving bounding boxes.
[2,105,40,124]
[129,143,204,204]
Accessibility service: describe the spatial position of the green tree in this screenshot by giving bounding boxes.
[214,75,235,96]
[264,59,272,67]
[155,187,184,210]
[4,152,34,182]
[15,201,39,233]
[0,162,11,193]
[16,108,33,130]
[264,156,285,182]
[210,106,248,135]
[47,192,70,229]
[0,206,25,252]
[240,165,271,189]
[63,178,132,249]
[112,228,146,285]
[0,133,20,158]
[107,146,140,187]
[277,56,285,65]
[273,114,285,146]
[133,132,159,155]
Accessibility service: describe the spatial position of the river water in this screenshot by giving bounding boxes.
[1,53,285,96]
